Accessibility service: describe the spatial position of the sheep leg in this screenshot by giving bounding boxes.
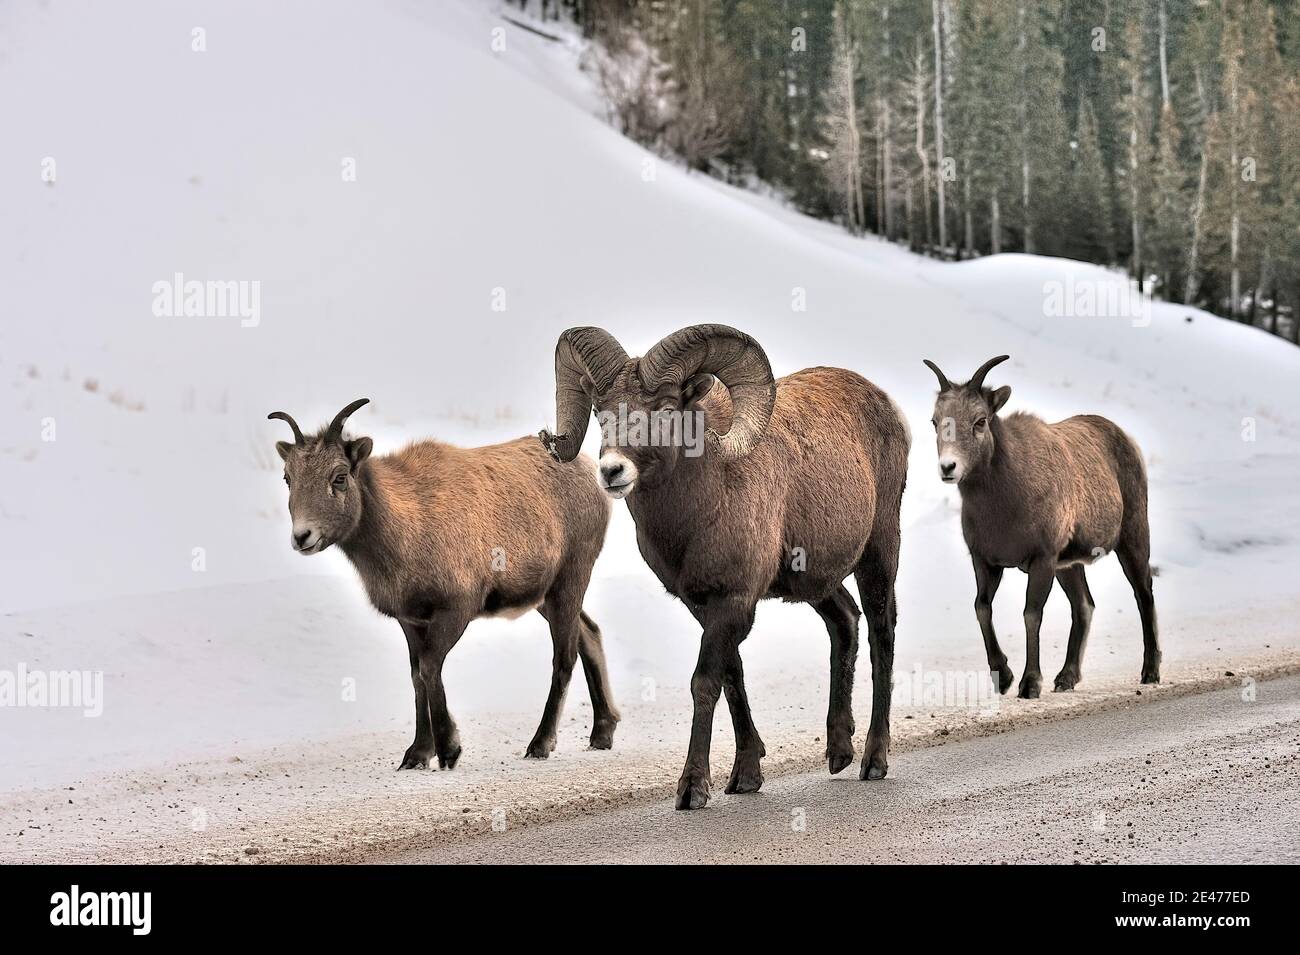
[722,647,765,794]
[398,621,436,770]
[528,601,582,758]
[685,603,764,795]
[814,586,860,775]
[676,597,755,810]
[576,611,620,750]
[1052,565,1094,691]
[855,549,898,781]
[973,559,1013,694]
[413,611,469,769]
[1116,538,1161,684]
[1018,560,1054,699]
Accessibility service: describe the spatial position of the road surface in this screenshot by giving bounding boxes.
[376,674,1300,864]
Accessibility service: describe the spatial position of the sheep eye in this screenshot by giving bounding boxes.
[331,473,348,490]
[974,418,988,432]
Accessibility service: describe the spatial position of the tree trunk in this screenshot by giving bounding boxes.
[1128,21,1143,288]
[845,18,865,235]
[932,0,948,256]
[913,45,933,251]
[991,191,1001,254]
[905,180,916,250]
[1158,0,1170,108]
[881,4,895,240]
[1184,68,1210,305]
[1018,3,1033,254]
[963,159,974,258]
[1228,61,1241,321]
[875,109,886,236]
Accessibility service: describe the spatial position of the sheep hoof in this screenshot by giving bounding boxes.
[725,752,764,794]
[437,745,462,770]
[827,751,854,776]
[398,750,431,771]
[589,720,617,750]
[675,774,711,810]
[860,760,888,781]
[996,665,1015,694]
[524,738,555,759]
[1053,668,1080,692]
[825,739,855,775]
[1018,675,1042,699]
[1141,666,1161,685]
[859,736,888,780]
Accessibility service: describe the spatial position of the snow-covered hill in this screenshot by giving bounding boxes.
[2,0,1299,803]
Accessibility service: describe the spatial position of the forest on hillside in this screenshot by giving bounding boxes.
[514,0,1300,345]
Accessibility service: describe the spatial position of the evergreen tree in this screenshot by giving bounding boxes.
[559,0,1300,345]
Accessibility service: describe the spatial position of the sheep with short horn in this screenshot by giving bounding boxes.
[922,356,1161,697]
[541,324,910,810]
[269,398,619,768]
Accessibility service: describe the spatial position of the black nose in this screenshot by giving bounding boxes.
[294,530,312,548]
[940,461,956,476]
[600,461,625,484]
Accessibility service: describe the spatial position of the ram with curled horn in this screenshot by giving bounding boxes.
[541,324,911,810]
[921,355,1161,698]
[268,397,620,769]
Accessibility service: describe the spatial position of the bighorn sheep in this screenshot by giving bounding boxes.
[922,356,1161,698]
[541,325,909,810]
[268,398,619,768]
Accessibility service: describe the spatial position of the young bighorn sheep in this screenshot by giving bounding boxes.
[268,399,619,768]
[541,325,909,810]
[922,356,1161,698]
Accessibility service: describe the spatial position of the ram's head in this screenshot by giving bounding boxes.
[541,324,777,498]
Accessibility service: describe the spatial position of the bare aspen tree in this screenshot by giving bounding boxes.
[1185,65,1211,304]
[826,2,866,233]
[881,1,895,239]
[1017,1,1033,253]
[911,41,933,248]
[1158,0,1171,108]
[991,191,1001,253]
[1126,16,1144,286]
[932,0,947,254]
[1226,18,1243,320]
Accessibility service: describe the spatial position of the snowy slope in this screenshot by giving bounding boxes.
[2,0,1299,795]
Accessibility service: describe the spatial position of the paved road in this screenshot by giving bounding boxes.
[377,675,1300,864]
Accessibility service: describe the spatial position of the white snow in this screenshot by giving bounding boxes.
[2,0,1298,806]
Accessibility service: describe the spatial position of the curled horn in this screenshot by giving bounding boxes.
[968,355,1010,391]
[640,324,776,461]
[922,359,953,392]
[267,411,305,444]
[326,398,370,440]
[544,327,630,463]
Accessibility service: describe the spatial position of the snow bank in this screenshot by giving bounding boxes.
[2,0,1298,792]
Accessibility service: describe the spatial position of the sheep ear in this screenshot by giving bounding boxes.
[276,441,293,461]
[346,436,373,468]
[989,386,1012,413]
